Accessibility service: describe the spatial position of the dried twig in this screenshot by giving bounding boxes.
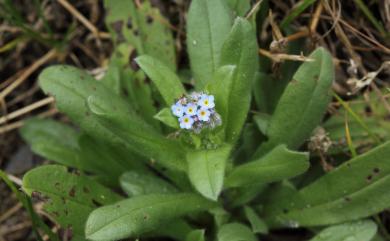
[0,203,23,224]
[0,108,58,134]
[57,0,99,37]
[0,49,57,100]
[259,48,314,62]
[0,221,32,236]
[0,97,54,125]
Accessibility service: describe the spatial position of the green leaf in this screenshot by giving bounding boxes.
[120,171,177,196]
[100,57,122,94]
[217,223,257,241]
[85,193,216,240]
[280,0,317,29]
[254,47,334,157]
[136,55,185,106]
[264,141,390,227]
[225,145,309,188]
[253,113,271,135]
[151,219,193,241]
[208,65,236,137]
[209,207,231,227]
[186,230,205,241]
[187,0,232,89]
[125,69,160,130]
[254,41,304,114]
[104,0,176,70]
[20,118,80,168]
[309,220,377,241]
[219,17,259,144]
[187,145,232,200]
[244,206,268,234]
[87,95,186,171]
[78,135,146,179]
[39,66,180,170]
[0,170,58,241]
[154,107,180,129]
[20,119,141,184]
[22,165,122,239]
[227,183,266,208]
[225,0,251,16]
[39,65,129,145]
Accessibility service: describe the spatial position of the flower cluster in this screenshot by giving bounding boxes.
[171,92,221,132]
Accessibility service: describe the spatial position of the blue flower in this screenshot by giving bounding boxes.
[199,95,215,109]
[171,102,184,117]
[185,103,198,116]
[179,115,194,129]
[197,108,211,122]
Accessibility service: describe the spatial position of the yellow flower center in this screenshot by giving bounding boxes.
[184,118,189,123]
[204,100,209,105]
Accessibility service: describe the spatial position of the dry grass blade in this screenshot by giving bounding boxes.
[0,108,58,135]
[259,48,314,62]
[0,49,57,100]
[0,97,55,125]
[0,203,23,224]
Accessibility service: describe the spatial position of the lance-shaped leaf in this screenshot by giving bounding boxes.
[187,0,232,89]
[264,141,390,227]
[208,65,236,136]
[104,0,176,70]
[136,55,185,106]
[39,65,130,145]
[217,223,257,241]
[20,119,139,182]
[154,108,180,129]
[20,118,80,168]
[151,219,194,241]
[254,47,334,157]
[120,171,177,197]
[225,0,251,16]
[85,193,216,240]
[78,134,146,178]
[219,17,259,144]
[187,145,232,200]
[309,220,377,241]
[186,230,206,241]
[225,145,309,188]
[22,165,122,240]
[39,65,185,172]
[87,95,186,171]
[244,206,268,234]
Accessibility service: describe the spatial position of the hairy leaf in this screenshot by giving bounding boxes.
[217,223,257,241]
[120,171,177,196]
[244,206,268,234]
[225,0,251,16]
[254,47,334,157]
[186,230,205,241]
[20,118,80,168]
[136,55,185,106]
[226,145,309,187]
[87,95,186,171]
[264,141,390,227]
[219,17,259,143]
[85,193,216,240]
[309,220,377,241]
[104,0,176,70]
[187,145,231,200]
[154,107,180,129]
[187,0,232,89]
[23,165,122,239]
